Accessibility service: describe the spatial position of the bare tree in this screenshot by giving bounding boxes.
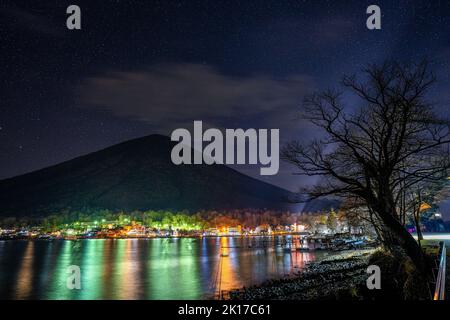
[283,60,450,271]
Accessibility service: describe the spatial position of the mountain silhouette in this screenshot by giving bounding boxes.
[0,134,298,217]
[302,198,341,213]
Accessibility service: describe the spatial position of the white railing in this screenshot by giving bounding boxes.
[433,242,446,300]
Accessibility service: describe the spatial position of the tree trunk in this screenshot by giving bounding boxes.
[368,183,426,273]
[413,209,423,245]
[376,209,426,272]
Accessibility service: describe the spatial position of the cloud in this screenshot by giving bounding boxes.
[76,63,314,133]
[76,63,317,191]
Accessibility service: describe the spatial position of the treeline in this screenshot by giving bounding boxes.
[0,208,307,230]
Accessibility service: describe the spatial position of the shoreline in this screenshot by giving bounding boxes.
[226,240,449,300]
[0,232,312,241]
[225,249,375,300]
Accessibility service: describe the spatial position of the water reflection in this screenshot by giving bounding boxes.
[0,237,331,300]
[14,241,34,299]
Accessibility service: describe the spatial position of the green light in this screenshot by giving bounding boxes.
[78,240,105,299]
[147,238,200,299]
[47,241,75,299]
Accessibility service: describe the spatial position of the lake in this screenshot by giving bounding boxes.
[413,233,450,247]
[0,236,334,300]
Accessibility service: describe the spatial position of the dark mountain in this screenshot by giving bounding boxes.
[0,135,297,217]
[301,198,341,213]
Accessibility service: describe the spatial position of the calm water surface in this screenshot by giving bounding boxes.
[0,236,333,300]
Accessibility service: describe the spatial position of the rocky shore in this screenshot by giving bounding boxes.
[228,250,374,300]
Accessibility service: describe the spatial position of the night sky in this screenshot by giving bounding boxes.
[1,0,450,193]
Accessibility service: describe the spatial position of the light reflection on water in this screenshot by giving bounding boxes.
[0,236,332,300]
